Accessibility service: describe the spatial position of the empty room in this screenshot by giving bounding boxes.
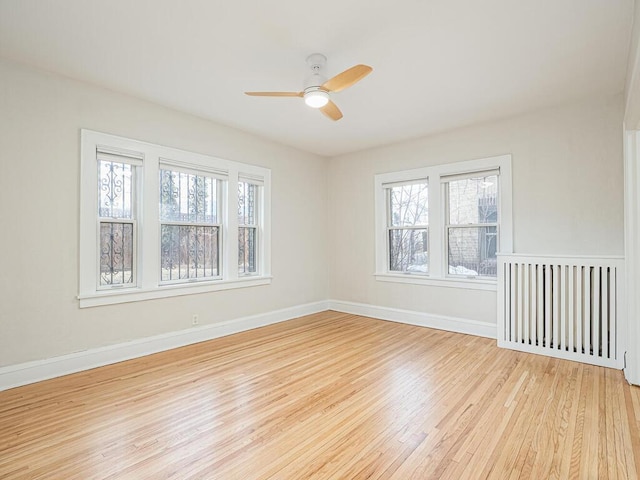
[2,0,640,478]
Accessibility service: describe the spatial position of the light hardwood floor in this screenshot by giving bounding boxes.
[1,311,639,479]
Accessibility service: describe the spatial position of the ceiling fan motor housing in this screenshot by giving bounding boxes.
[305,53,327,88]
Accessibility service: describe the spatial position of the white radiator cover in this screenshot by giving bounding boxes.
[497,254,625,368]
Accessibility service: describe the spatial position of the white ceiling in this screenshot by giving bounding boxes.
[0,0,634,157]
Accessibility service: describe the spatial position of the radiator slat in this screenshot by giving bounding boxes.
[584,267,591,356]
[560,265,567,351]
[611,269,617,360]
[603,268,609,359]
[507,263,518,341]
[537,265,543,349]
[568,266,574,354]
[594,269,601,358]
[576,267,582,356]
[497,255,624,368]
[524,264,529,344]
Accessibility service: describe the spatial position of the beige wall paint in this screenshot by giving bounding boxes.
[0,57,626,369]
[0,59,329,367]
[328,96,625,324]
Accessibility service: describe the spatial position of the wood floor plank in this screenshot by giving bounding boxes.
[0,311,639,479]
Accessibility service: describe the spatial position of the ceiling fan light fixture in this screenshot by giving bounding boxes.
[245,57,371,121]
[303,88,330,108]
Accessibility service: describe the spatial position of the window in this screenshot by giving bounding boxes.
[445,171,499,278]
[97,150,141,287]
[387,181,429,273]
[79,130,271,307]
[238,179,260,275]
[375,154,511,290]
[159,166,221,283]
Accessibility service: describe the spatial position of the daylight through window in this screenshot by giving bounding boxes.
[79,130,272,307]
[445,172,499,278]
[97,150,141,287]
[159,167,221,283]
[374,155,512,289]
[387,181,429,274]
[238,180,260,275]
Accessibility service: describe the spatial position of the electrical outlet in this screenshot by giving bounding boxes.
[192,314,199,326]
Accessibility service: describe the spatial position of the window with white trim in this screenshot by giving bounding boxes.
[79,130,271,307]
[375,154,512,290]
[444,170,499,278]
[97,150,141,288]
[159,165,221,283]
[238,179,260,275]
[387,180,429,274]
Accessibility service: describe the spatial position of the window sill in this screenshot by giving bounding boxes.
[78,276,273,308]
[374,273,497,291]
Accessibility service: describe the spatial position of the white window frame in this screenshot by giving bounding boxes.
[158,161,224,285]
[385,179,429,274]
[238,176,262,277]
[374,154,512,291]
[443,169,500,280]
[95,149,142,290]
[79,130,272,308]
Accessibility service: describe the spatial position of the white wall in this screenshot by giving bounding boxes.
[0,56,628,375]
[625,0,640,130]
[328,96,625,325]
[623,0,640,385]
[0,59,329,367]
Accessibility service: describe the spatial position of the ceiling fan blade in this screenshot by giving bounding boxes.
[244,91,303,97]
[322,64,372,93]
[320,100,343,121]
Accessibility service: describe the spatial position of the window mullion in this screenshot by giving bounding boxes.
[226,170,239,282]
[445,222,499,229]
[429,176,443,277]
[387,225,428,231]
[140,152,159,289]
[159,220,220,228]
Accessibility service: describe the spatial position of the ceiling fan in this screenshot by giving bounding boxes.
[245,54,372,121]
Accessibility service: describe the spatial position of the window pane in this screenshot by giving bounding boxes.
[389,228,428,273]
[160,225,219,281]
[389,182,428,227]
[447,175,498,225]
[238,227,257,274]
[447,226,497,277]
[99,161,133,218]
[159,169,217,223]
[100,222,134,285]
[238,182,257,225]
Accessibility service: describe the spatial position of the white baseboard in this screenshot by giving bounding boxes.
[0,301,329,392]
[328,299,497,339]
[0,300,495,392]
[624,353,640,386]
